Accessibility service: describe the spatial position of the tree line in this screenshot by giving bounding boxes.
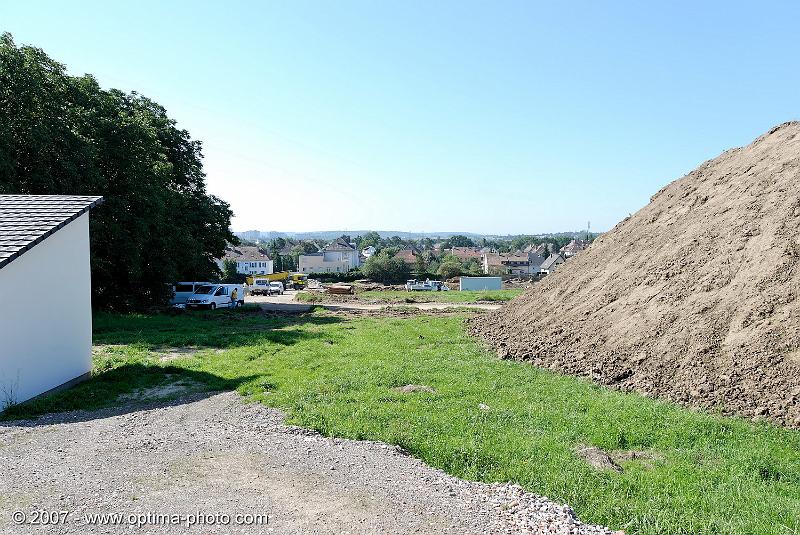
[0,33,235,309]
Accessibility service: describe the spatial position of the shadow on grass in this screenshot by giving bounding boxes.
[93,309,344,348]
[0,363,259,425]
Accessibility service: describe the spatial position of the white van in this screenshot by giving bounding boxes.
[186,284,244,310]
[269,281,284,295]
[171,281,212,306]
[250,278,272,296]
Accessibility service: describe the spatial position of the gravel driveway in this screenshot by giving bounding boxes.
[0,392,613,534]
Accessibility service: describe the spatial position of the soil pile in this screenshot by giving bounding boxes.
[472,122,800,428]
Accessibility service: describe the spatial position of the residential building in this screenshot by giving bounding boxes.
[218,245,273,275]
[482,252,531,276]
[362,245,377,258]
[298,236,361,273]
[560,239,589,257]
[540,253,566,274]
[447,247,483,262]
[394,248,420,265]
[527,253,546,273]
[0,195,103,404]
[523,243,550,257]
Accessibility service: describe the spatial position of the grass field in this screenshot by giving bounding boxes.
[296,288,523,303]
[4,309,800,534]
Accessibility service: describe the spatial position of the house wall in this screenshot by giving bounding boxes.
[301,248,359,272]
[0,213,92,404]
[236,260,273,275]
[298,255,350,273]
[322,250,359,269]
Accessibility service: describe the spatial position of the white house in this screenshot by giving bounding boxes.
[0,195,103,405]
[540,253,566,274]
[217,245,273,275]
[298,236,360,273]
[362,245,376,258]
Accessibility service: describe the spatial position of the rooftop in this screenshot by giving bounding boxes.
[221,245,271,262]
[0,195,104,270]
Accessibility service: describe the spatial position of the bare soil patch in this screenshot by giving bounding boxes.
[392,384,437,394]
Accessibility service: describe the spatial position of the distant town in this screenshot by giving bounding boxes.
[218,230,598,281]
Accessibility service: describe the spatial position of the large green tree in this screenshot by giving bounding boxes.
[0,34,235,309]
[361,252,410,284]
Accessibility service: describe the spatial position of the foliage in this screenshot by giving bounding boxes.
[442,234,475,248]
[414,252,428,275]
[437,260,463,280]
[266,238,286,272]
[0,34,235,309]
[361,251,411,284]
[357,231,382,249]
[221,259,240,283]
[6,311,800,534]
[462,259,483,275]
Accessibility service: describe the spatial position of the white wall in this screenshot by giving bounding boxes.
[298,255,350,273]
[0,213,93,404]
[236,260,273,275]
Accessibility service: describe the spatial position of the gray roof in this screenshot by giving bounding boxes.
[0,195,104,270]
[221,245,271,262]
[324,236,356,252]
[540,253,565,270]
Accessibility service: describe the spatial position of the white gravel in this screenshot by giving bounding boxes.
[0,392,614,534]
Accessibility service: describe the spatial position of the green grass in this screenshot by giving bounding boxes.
[296,288,523,303]
[4,310,800,534]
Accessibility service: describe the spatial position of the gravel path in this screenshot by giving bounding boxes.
[0,392,613,534]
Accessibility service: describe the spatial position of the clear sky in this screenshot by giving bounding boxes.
[2,1,799,234]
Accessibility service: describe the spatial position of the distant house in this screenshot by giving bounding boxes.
[447,247,483,262]
[278,242,296,256]
[299,236,360,273]
[523,243,550,257]
[482,252,531,276]
[394,248,420,265]
[362,245,377,258]
[0,195,103,404]
[561,239,589,258]
[218,245,273,275]
[540,253,566,274]
[527,253,546,273]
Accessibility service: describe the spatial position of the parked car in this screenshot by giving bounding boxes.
[186,284,244,310]
[269,281,284,295]
[170,281,212,306]
[405,279,449,291]
[249,278,272,296]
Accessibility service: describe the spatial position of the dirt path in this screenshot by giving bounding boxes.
[248,293,503,313]
[0,392,611,534]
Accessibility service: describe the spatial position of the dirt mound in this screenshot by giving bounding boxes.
[471,122,800,428]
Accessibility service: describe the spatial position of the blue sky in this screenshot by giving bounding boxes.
[2,1,798,234]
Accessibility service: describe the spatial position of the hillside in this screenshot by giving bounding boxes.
[472,122,800,428]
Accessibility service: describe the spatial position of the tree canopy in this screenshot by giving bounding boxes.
[0,33,235,309]
[361,252,410,284]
